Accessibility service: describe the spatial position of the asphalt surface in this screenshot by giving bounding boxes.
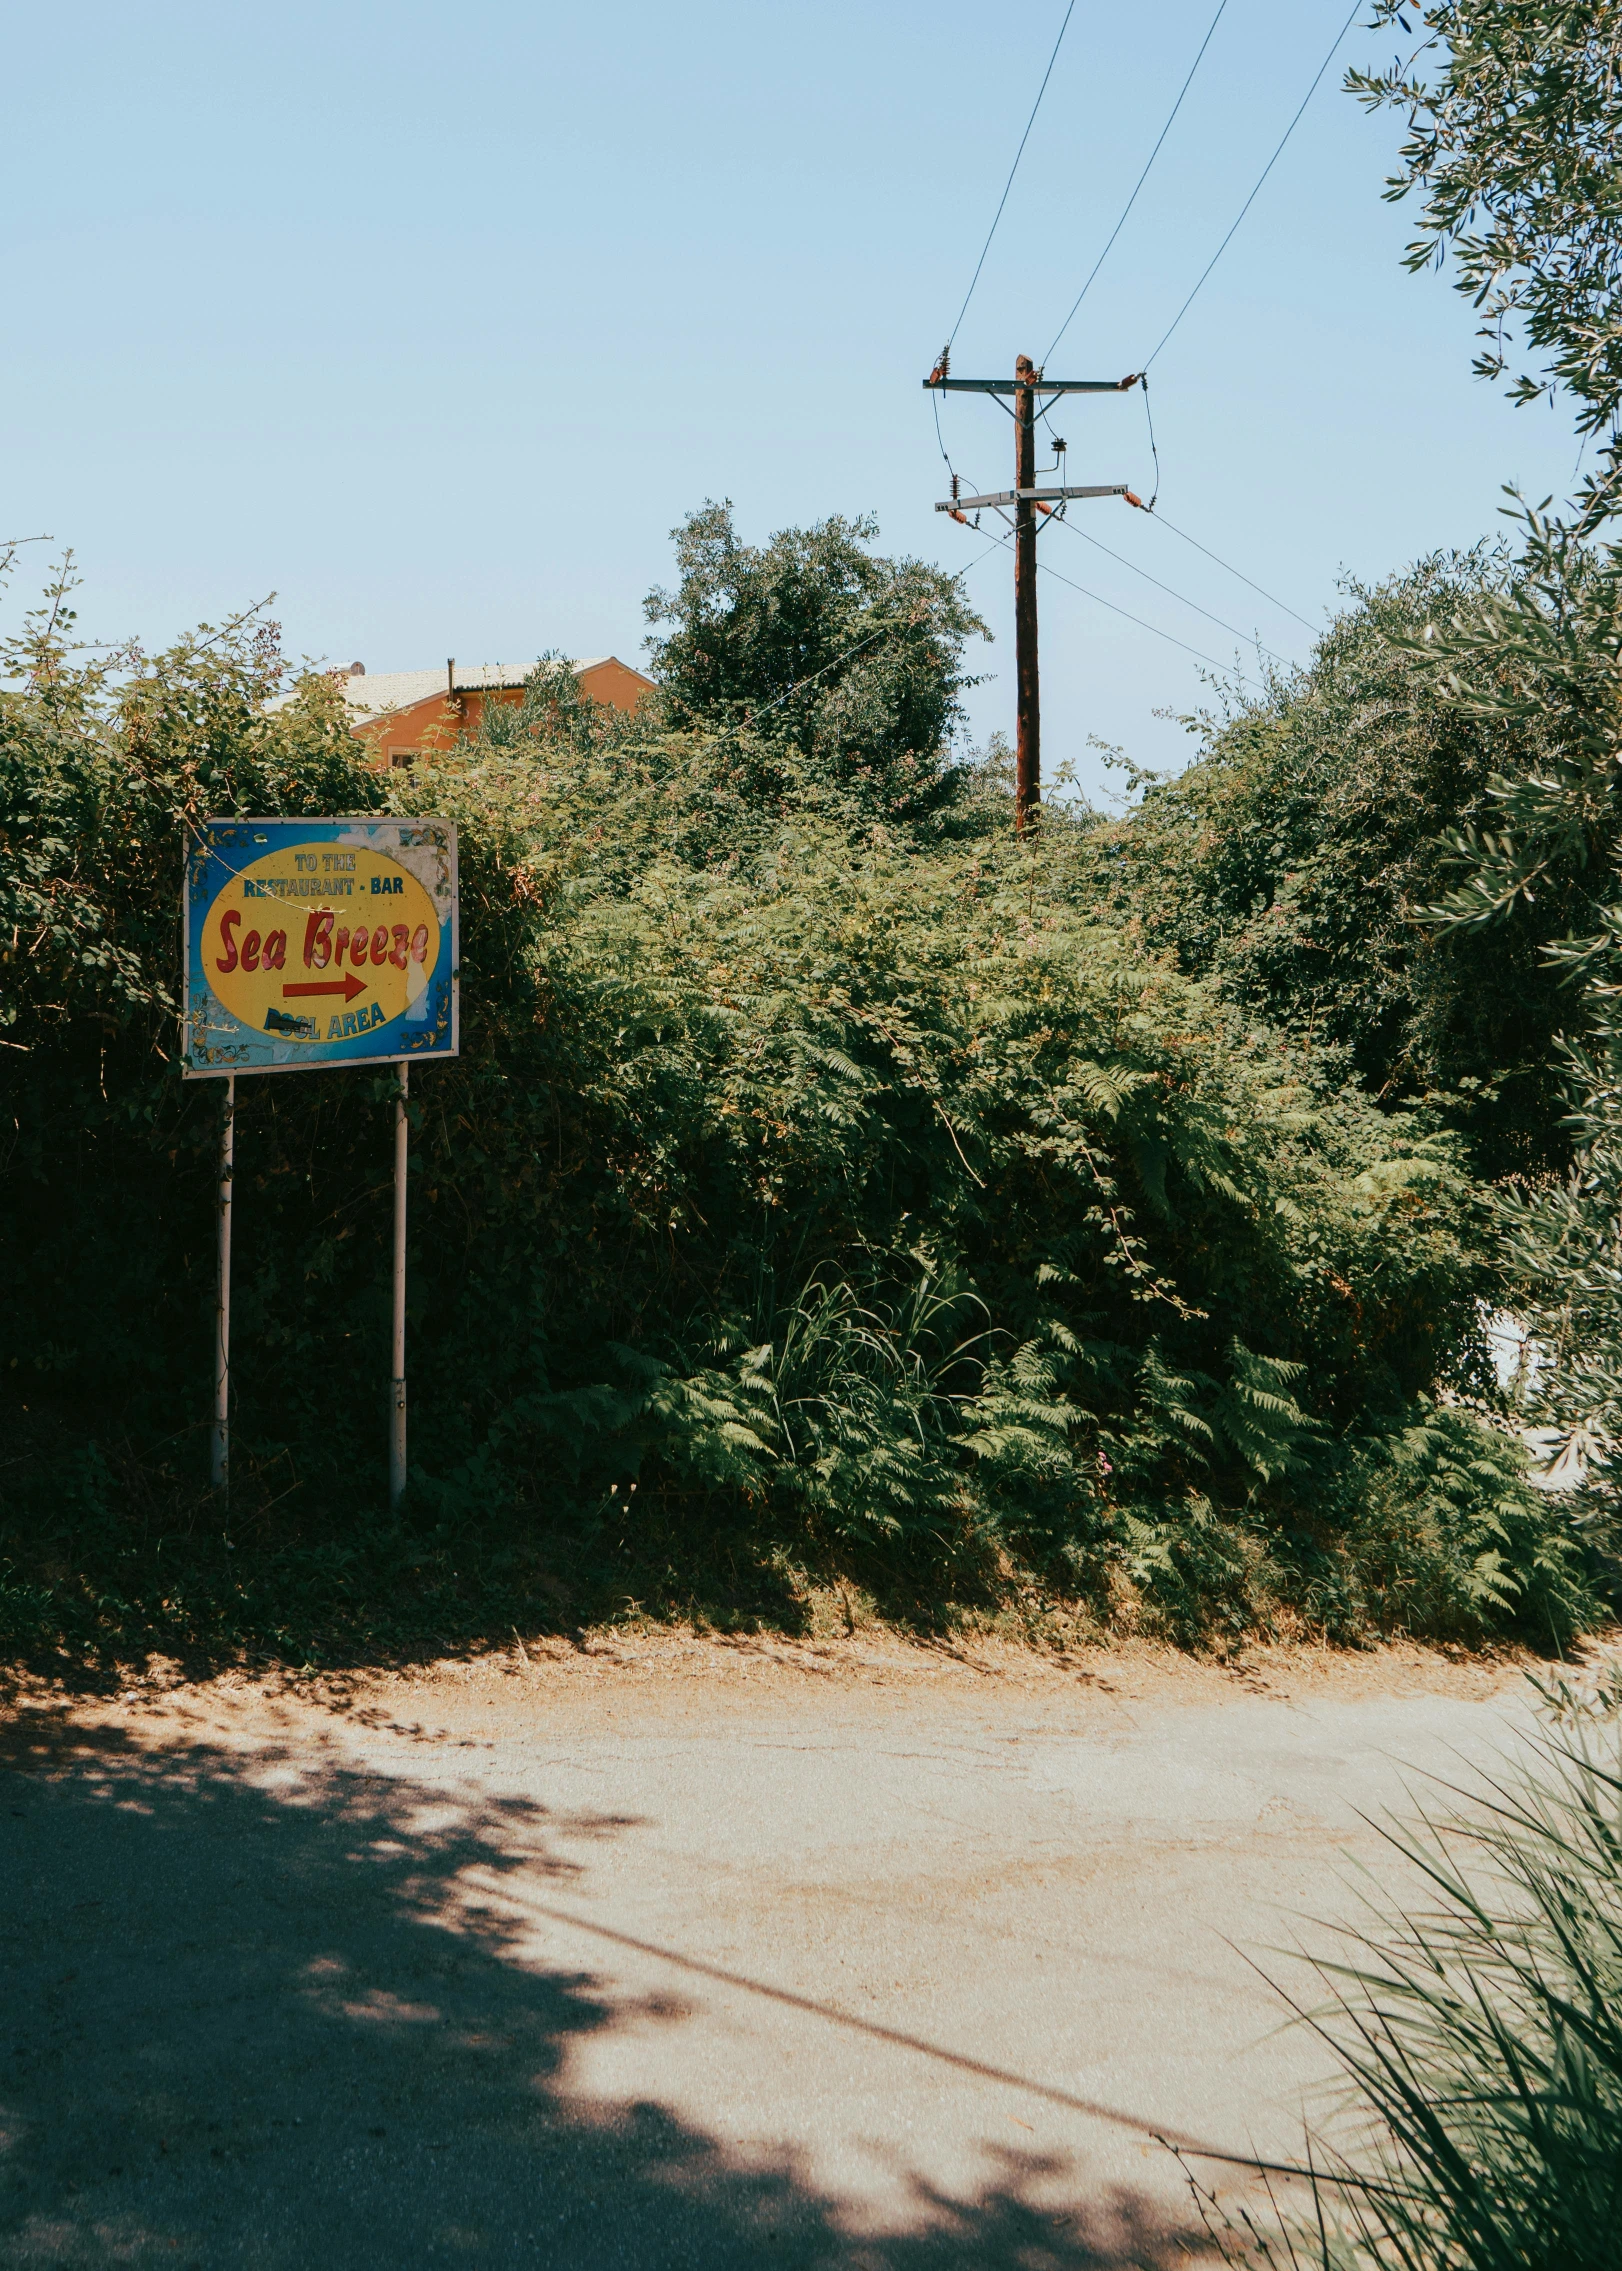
[0,1638,1543,2267]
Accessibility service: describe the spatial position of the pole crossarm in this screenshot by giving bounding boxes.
[938,484,1128,511]
[924,375,1139,395]
[929,350,1140,834]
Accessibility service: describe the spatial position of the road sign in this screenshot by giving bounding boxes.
[182,816,458,1078]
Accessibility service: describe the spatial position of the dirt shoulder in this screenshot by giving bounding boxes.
[12,1623,1556,1729]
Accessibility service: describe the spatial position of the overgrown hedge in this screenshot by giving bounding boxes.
[1078,551,1580,1182]
[0,594,1601,1662]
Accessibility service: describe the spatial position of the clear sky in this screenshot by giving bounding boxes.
[5,0,1586,793]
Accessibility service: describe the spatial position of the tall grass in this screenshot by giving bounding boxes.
[1200,1666,1622,2268]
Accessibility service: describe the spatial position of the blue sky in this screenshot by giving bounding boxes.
[4,1,1586,793]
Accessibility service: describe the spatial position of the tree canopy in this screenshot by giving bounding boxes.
[1081,551,1583,1178]
[643,502,987,829]
[1343,3,1622,1478]
[1351,0,1622,523]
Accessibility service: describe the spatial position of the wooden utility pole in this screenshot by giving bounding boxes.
[1012,355,1040,831]
[926,355,1139,835]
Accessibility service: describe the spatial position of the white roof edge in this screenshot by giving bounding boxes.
[326,654,654,722]
[266,654,655,721]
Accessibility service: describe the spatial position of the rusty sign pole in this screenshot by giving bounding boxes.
[1012,355,1040,833]
[389,1062,409,1510]
[212,1074,235,1497]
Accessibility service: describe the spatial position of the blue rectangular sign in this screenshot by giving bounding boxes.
[182,816,459,1079]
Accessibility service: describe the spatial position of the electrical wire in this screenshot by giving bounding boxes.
[953,535,1010,585]
[1039,551,1265,690]
[1132,504,1322,633]
[1043,0,1230,366]
[1140,375,1162,506]
[933,7,1353,677]
[944,0,1077,354]
[1048,512,1296,666]
[747,621,903,724]
[966,527,1266,691]
[932,386,979,495]
[1143,1,1361,371]
[934,380,1316,666]
[931,387,952,470]
[728,542,1004,734]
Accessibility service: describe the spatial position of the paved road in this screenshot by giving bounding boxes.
[0,1639,1539,2267]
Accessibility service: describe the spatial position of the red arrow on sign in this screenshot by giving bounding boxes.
[283,973,368,1002]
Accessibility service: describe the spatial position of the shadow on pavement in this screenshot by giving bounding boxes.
[0,1708,1213,2268]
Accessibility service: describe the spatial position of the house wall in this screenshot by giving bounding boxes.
[576,658,658,713]
[356,659,655,766]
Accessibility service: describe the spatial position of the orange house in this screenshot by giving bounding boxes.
[340,656,656,766]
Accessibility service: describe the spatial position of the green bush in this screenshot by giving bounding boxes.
[1081,552,1581,1180]
[0,556,1600,1661]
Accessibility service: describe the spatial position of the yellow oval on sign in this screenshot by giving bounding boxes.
[199,842,441,1044]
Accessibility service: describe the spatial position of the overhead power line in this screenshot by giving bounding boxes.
[1129,502,1322,634]
[942,0,1077,354]
[1049,511,1296,666]
[718,539,1007,734]
[1038,548,1265,691]
[1044,0,1230,366]
[1143,1,1362,371]
[968,526,1266,693]
[955,534,1012,585]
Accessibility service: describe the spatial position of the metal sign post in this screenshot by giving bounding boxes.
[212,1075,235,1495]
[182,817,459,1506]
[390,1063,409,1509]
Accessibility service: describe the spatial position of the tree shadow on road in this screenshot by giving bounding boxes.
[0,1708,1214,2268]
